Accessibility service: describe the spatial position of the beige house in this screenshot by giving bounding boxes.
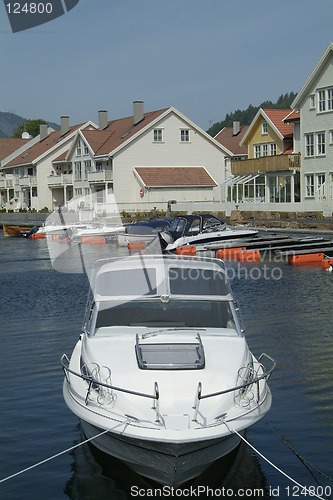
[1,102,230,215]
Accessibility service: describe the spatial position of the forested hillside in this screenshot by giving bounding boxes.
[0,111,59,137]
[207,92,297,137]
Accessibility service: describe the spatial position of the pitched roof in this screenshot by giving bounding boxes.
[0,138,30,161]
[214,126,248,156]
[5,124,84,168]
[241,108,294,146]
[283,110,300,123]
[82,108,169,156]
[134,167,217,187]
[292,43,333,109]
[262,109,294,137]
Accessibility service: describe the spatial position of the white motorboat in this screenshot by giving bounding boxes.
[70,222,125,240]
[117,219,173,247]
[159,214,258,251]
[61,254,275,486]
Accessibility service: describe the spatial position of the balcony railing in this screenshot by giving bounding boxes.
[232,153,301,175]
[19,176,37,187]
[47,174,74,186]
[0,175,15,189]
[88,170,113,183]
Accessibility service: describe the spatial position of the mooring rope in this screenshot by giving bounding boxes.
[0,429,109,484]
[223,422,327,500]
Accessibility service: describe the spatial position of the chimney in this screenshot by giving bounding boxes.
[39,124,48,141]
[98,110,108,130]
[133,100,144,125]
[232,121,240,136]
[60,116,70,136]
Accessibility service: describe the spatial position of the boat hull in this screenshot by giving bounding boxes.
[2,224,34,237]
[81,420,242,486]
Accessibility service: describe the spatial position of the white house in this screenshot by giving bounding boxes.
[291,42,333,214]
[1,102,230,215]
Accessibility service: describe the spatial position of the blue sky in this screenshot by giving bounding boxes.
[1,0,333,131]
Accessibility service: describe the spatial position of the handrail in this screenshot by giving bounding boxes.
[193,353,275,420]
[61,354,159,402]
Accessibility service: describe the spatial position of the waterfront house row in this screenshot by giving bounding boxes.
[0,43,332,217]
[0,103,230,215]
[217,42,333,216]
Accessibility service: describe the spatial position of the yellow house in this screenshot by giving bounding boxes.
[227,108,300,204]
[241,108,293,158]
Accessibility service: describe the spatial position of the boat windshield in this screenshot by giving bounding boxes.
[94,299,236,332]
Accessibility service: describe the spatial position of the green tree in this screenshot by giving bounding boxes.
[207,92,298,136]
[13,119,47,138]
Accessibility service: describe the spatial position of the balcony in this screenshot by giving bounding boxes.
[19,176,37,187]
[232,153,301,175]
[0,175,15,189]
[47,174,73,186]
[87,170,113,183]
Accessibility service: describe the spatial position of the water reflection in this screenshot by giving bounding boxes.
[64,425,270,500]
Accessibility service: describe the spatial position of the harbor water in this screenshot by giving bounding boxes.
[1,231,333,499]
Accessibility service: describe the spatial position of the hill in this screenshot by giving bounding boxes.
[207,92,297,137]
[0,111,60,137]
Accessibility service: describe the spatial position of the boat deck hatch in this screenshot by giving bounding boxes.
[135,336,205,370]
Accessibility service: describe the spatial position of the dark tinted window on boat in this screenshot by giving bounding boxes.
[96,268,157,296]
[169,267,229,296]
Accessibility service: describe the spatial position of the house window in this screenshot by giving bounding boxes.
[74,162,82,181]
[180,129,190,142]
[318,90,326,112]
[329,130,333,144]
[262,144,268,156]
[305,133,314,157]
[84,144,89,155]
[254,145,261,158]
[328,88,333,111]
[96,162,103,172]
[76,141,82,156]
[32,187,37,197]
[270,143,277,156]
[153,129,163,142]
[317,174,326,198]
[262,122,268,135]
[305,174,315,197]
[84,160,92,180]
[309,95,315,109]
[316,132,326,156]
[75,188,82,196]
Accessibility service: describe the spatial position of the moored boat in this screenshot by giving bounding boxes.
[117,219,173,247]
[159,214,258,251]
[61,254,275,486]
[2,224,35,237]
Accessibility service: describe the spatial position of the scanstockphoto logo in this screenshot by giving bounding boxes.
[4,0,79,33]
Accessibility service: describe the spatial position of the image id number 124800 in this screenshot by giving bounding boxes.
[6,2,53,14]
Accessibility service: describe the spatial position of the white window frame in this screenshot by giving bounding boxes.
[262,144,268,156]
[74,161,82,181]
[309,95,315,109]
[318,89,326,112]
[316,132,326,156]
[328,88,333,111]
[305,174,315,197]
[153,129,163,142]
[83,144,89,155]
[262,122,268,135]
[254,145,261,158]
[270,143,277,156]
[329,130,333,145]
[180,129,190,142]
[76,141,82,156]
[305,133,314,157]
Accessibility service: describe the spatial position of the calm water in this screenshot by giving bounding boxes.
[1,232,333,499]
